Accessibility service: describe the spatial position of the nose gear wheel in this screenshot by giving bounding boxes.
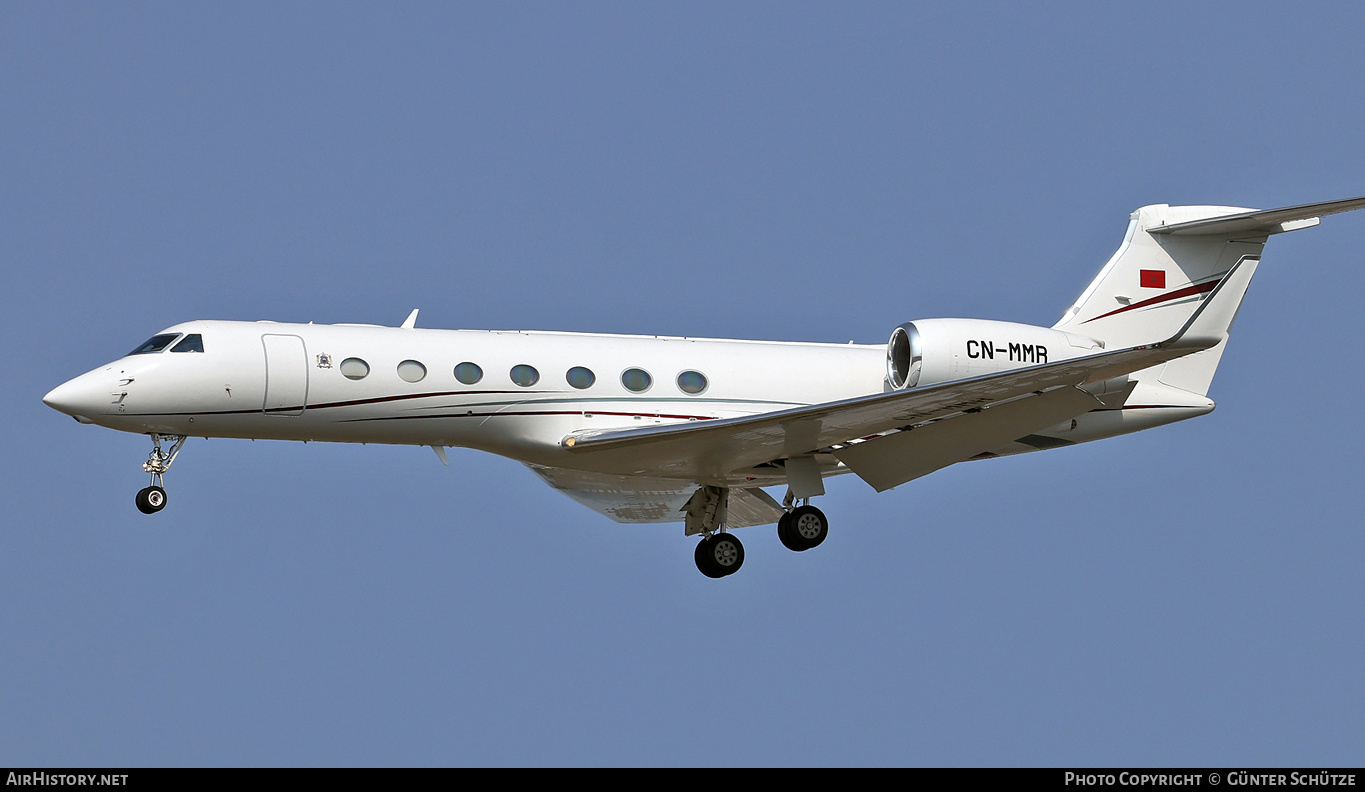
[136,486,168,514]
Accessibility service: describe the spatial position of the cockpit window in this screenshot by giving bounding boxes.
[128,334,181,355]
[170,334,204,353]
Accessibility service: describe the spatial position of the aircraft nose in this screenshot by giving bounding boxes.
[43,370,109,422]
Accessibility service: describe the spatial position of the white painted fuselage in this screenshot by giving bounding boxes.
[48,319,890,484]
[45,316,1208,489]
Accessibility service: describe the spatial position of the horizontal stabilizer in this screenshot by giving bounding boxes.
[1149,196,1365,237]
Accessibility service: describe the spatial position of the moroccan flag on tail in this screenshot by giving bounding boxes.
[1140,269,1166,289]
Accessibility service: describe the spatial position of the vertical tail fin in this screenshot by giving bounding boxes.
[1053,203,1265,351]
[1055,197,1365,395]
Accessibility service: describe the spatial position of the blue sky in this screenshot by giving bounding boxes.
[4,3,1364,766]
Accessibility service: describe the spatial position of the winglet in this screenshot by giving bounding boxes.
[401,309,419,329]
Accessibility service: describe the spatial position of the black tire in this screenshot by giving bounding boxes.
[695,537,726,578]
[136,486,167,514]
[787,505,828,550]
[777,512,803,552]
[695,533,744,577]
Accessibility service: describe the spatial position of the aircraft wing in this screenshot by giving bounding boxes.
[560,254,1251,487]
[560,340,1193,485]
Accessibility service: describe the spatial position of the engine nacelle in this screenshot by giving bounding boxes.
[886,318,1105,389]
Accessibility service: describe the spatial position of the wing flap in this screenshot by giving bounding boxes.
[832,385,1101,491]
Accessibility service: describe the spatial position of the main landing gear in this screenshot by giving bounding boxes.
[777,504,829,552]
[695,532,746,578]
[687,485,833,578]
[135,433,186,515]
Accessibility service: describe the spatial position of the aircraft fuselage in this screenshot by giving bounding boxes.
[42,196,1365,577]
[46,319,888,474]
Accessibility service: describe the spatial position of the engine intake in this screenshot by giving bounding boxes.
[885,318,1103,390]
[887,322,922,389]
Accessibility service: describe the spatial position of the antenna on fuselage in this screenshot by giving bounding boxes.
[401,309,419,329]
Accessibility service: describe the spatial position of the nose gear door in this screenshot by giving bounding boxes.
[262,334,308,416]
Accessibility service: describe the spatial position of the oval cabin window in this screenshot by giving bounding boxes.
[676,370,708,394]
[340,358,370,380]
[454,362,483,385]
[397,360,427,383]
[621,368,652,393]
[566,366,596,389]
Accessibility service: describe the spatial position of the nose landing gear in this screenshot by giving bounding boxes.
[136,433,186,515]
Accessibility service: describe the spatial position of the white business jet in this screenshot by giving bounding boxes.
[44,197,1365,577]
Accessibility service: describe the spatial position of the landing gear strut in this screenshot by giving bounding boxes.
[136,433,185,515]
